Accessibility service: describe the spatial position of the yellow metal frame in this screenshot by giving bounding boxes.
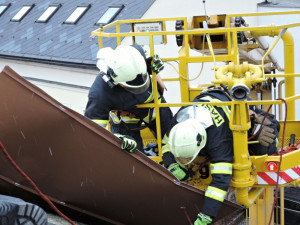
[91,11,300,225]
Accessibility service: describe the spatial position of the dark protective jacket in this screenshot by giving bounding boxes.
[85,72,155,126]
[162,89,233,218]
[162,87,279,218]
[84,72,173,151]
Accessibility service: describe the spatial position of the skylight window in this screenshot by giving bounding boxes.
[64,5,90,24]
[96,5,124,25]
[11,5,34,22]
[0,4,11,17]
[36,5,60,23]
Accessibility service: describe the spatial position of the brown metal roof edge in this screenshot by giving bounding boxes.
[1,65,119,149]
[1,65,209,191]
[0,66,243,225]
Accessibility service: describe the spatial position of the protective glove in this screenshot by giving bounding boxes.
[168,163,193,181]
[151,55,164,73]
[114,134,137,153]
[255,114,272,126]
[194,212,212,225]
[257,126,276,147]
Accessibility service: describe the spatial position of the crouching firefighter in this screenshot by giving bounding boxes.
[162,87,233,224]
[84,44,173,153]
[161,86,279,225]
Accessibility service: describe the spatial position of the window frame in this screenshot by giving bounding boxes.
[11,4,35,22]
[36,4,61,23]
[63,4,91,25]
[0,3,11,17]
[95,5,124,26]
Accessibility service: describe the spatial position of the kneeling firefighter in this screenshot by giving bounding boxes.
[84,44,173,153]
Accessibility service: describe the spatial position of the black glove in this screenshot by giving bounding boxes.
[145,57,153,75]
[152,55,164,73]
[114,134,137,153]
[146,55,164,74]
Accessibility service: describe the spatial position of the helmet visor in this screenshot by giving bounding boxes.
[120,73,150,94]
[175,156,194,166]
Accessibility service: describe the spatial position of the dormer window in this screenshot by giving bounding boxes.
[0,4,11,17]
[11,5,35,22]
[96,5,124,25]
[64,5,90,24]
[36,5,61,23]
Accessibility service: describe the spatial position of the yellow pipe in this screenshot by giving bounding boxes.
[280,187,284,225]
[178,46,190,102]
[236,187,266,207]
[251,29,295,120]
[230,101,254,187]
[215,62,264,89]
[265,73,300,78]
[282,30,295,120]
[92,23,300,37]
[261,29,287,79]
[278,80,285,120]
[149,35,162,158]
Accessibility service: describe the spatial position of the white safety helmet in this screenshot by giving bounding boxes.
[169,118,207,166]
[96,45,149,94]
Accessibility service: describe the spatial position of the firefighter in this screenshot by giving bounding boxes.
[84,44,173,153]
[161,86,279,225]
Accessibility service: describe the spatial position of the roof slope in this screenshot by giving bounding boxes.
[0,0,155,69]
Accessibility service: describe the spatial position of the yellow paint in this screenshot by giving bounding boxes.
[91,11,300,225]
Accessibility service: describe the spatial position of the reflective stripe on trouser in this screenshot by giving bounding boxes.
[92,119,108,128]
[210,162,232,175]
[205,186,227,202]
[109,99,161,125]
[109,111,140,124]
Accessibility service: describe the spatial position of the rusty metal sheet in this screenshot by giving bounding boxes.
[0,66,243,225]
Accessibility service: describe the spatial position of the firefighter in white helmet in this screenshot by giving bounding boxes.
[85,44,173,153]
[162,86,279,225]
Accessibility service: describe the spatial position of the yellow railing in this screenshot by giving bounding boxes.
[91,12,300,222]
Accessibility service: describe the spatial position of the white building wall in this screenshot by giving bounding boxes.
[0,59,97,114]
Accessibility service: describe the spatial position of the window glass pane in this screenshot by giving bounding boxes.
[97,7,120,24]
[37,6,58,22]
[65,7,87,23]
[12,6,31,21]
[0,5,8,16]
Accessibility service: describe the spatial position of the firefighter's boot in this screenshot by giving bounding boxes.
[0,194,48,225]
